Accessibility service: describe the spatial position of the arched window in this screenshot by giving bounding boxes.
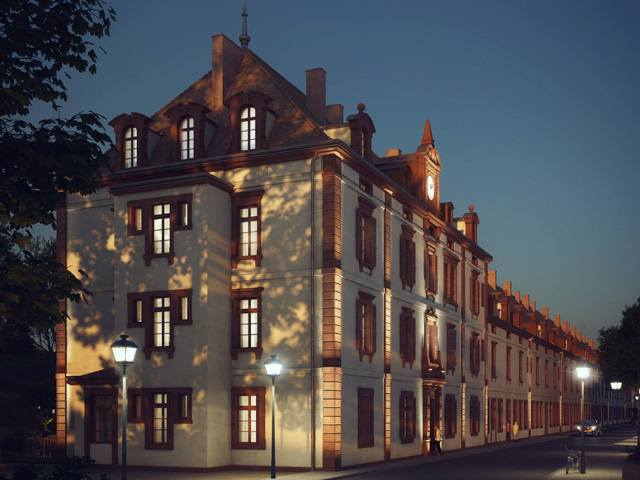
[240,106,256,151]
[124,127,138,168]
[180,116,195,160]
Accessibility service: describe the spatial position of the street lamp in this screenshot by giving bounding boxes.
[264,355,283,479]
[111,334,138,480]
[576,364,591,474]
[611,382,622,428]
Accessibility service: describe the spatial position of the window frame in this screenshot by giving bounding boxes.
[399,391,416,443]
[425,242,438,296]
[399,307,416,368]
[356,292,377,362]
[231,287,264,360]
[445,394,457,439]
[356,196,377,273]
[470,332,480,375]
[231,387,266,450]
[179,116,195,160]
[443,253,459,306]
[446,323,457,374]
[88,390,117,444]
[231,190,264,268]
[470,395,480,436]
[124,126,138,168]
[399,224,416,291]
[357,388,374,448]
[240,106,257,152]
[470,270,480,316]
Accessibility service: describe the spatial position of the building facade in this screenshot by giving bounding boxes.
[56,23,630,472]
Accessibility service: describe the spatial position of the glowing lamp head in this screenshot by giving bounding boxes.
[576,365,591,380]
[611,382,622,390]
[111,334,138,367]
[264,355,283,378]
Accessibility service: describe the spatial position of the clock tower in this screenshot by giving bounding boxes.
[416,119,441,216]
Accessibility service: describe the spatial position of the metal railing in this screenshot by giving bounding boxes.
[1,436,61,463]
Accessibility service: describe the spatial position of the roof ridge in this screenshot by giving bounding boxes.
[150,70,213,120]
[245,50,326,137]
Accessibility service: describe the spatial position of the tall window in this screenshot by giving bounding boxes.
[399,308,416,368]
[358,388,374,448]
[356,292,376,362]
[470,333,480,375]
[506,347,512,382]
[231,287,263,360]
[153,297,171,347]
[399,391,415,443]
[240,106,256,151]
[400,225,416,290]
[179,116,195,160]
[152,203,171,254]
[445,394,457,438]
[536,357,540,386]
[545,360,549,387]
[231,190,263,268]
[519,351,524,384]
[498,399,503,432]
[425,246,437,294]
[446,323,457,373]
[470,395,480,436]
[240,206,259,257]
[152,393,169,446]
[92,394,114,443]
[232,387,266,449]
[443,254,458,304]
[491,341,497,379]
[356,197,376,273]
[124,126,138,168]
[471,270,480,315]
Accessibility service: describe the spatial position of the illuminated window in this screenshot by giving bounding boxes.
[124,127,138,168]
[152,393,169,445]
[232,387,265,449]
[231,287,263,360]
[153,297,171,347]
[231,190,263,268]
[240,106,256,151]
[356,292,376,362]
[399,391,415,443]
[152,203,171,254]
[179,116,195,160]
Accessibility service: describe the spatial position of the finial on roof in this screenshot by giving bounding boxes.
[421,119,434,146]
[239,3,251,48]
[357,103,366,113]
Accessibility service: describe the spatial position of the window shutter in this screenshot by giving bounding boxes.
[356,299,363,353]
[356,208,363,262]
[399,237,406,282]
[371,303,377,354]
[447,326,456,369]
[411,395,416,439]
[400,314,407,362]
[408,316,416,363]
[370,216,377,268]
[408,240,416,285]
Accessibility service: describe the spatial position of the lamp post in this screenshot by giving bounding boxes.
[611,382,622,427]
[264,355,283,479]
[576,365,591,474]
[636,393,640,447]
[111,335,138,480]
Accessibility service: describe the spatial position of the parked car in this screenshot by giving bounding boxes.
[575,419,602,436]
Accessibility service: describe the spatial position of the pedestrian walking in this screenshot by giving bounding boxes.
[506,420,510,440]
[434,425,443,456]
[513,420,519,442]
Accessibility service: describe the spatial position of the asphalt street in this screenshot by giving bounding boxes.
[345,424,634,480]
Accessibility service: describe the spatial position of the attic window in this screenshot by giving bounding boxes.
[124,127,138,168]
[180,117,195,160]
[359,177,373,195]
[240,106,257,151]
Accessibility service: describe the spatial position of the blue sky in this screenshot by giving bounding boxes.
[32,0,640,343]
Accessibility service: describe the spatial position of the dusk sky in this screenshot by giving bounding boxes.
[31,0,640,344]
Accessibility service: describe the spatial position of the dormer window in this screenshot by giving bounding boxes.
[180,116,195,160]
[124,127,138,168]
[240,106,256,151]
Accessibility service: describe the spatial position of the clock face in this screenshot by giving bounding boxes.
[427,175,435,200]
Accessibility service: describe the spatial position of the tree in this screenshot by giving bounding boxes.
[0,0,116,332]
[597,298,640,389]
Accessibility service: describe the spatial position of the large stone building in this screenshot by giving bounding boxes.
[56,15,629,472]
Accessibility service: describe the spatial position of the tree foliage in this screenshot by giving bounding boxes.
[597,298,640,388]
[0,0,116,330]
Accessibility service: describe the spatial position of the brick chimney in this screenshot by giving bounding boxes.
[503,281,512,297]
[531,301,536,313]
[522,295,530,310]
[211,34,243,109]
[515,290,521,303]
[488,270,497,289]
[463,205,479,243]
[326,104,344,124]
[385,148,403,157]
[554,314,561,328]
[306,68,326,124]
[440,202,454,224]
[542,308,549,320]
[562,320,570,334]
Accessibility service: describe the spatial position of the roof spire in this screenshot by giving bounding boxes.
[421,119,434,146]
[239,3,251,49]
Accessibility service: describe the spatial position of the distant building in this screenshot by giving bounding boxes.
[56,11,629,472]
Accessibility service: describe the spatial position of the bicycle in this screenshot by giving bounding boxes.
[566,446,586,474]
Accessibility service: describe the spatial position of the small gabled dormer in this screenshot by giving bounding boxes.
[109,112,159,170]
[347,103,376,162]
[226,91,275,154]
[164,102,213,162]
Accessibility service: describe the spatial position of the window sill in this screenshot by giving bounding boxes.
[143,252,175,267]
[143,346,175,360]
[231,347,263,361]
[231,254,262,269]
[445,301,458,312]
[400,437,415,444]
[358,350,375,363]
